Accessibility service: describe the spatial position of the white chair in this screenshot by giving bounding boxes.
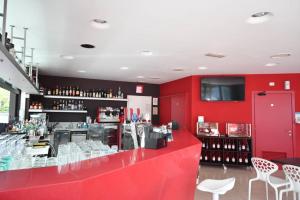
[197,177,235,200]
[248,157,290,200]
[279,164,300,200]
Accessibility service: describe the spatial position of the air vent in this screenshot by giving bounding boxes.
[80,44,95,49]
[271,53,291,59]
[205,53,226,58]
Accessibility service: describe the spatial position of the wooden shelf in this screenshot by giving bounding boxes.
[28,109,87,113]
[43,95,128,102]
[0,43,39,94]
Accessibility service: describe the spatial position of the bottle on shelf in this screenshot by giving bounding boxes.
[217,141,220,149]
[73,87,76,96]
[212,155,216,162]
[245,157,249,164]
[118,87,122,98]
[202,142,205,148]
[239,157,243,163]
[204,154,208,161]
[200,155,203,161]
[228,142,232,150]
[217,155,222,162]
[231,156,236,163]
[55,86,59,95]
[212,142,216,149]
[47,88,51,95]
[225,156,230,163]
[224,142,228,149]
[76,86,80,96]
[53,101,57,110]
[232,143,235,150]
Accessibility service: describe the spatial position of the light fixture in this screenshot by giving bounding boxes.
[270,53,291,59]
[149,77,160,80]
[77,70,86,73]
[198,66,208,70]
[137,76,144,79]
[120,67,129,70]
[246,12,273,24]
[60,55,74,60]
[90,19,110,29]
[172,68,184,72]
[141,50,153,56]
[265,63,278,67]
[205,53,226,58]
[80,44,95,49]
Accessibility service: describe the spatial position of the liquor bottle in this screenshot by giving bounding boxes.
[59,87,62,96]
[200,155,203,161]
[118,87,122,98]
[202,142,205,148]
[53,101,57,110]
[62,100,65,110]
[80,89,83,97]
[68,86,72,96]
[245,158,249,164]
[62,87,65,96]
[204,155,208,161]
[55,86,59,95]
[65,87,69,96]
[73,87,76,96]
[47,88,51,95]
[238,142,242,151]
[109,89,113,98]
[76,86,80,96]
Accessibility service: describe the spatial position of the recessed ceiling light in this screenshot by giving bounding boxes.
[77,70,86,73]
[270,53,291,58]
[60,55,74,60]
[90,19,110,29]
[205,53,226,58]
[141,50,153,56]
[137,76,144,79]
[120,67,129,70]
[198,66,208,70]
[265,63,278,67]
[80,44,95,49]
[246,12,273,24]
[172,68,184,72]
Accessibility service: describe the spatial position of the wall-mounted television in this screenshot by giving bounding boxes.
[201,77,245,101]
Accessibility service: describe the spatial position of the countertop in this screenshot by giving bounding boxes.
[0,130,201,192]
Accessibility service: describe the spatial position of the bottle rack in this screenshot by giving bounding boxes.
[197,135,252,167]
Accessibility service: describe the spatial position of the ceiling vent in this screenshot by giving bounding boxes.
[205,53,226,58]
[271,53,291,58]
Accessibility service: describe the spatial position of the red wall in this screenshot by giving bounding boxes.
[160,73,300,157]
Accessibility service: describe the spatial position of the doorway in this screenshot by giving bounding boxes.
[253,91,295,159]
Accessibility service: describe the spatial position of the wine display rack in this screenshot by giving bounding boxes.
[197,135,252,167]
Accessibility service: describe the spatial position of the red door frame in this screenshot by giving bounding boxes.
[252,91,296,157]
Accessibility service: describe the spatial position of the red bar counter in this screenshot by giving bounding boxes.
[0,130,201,200]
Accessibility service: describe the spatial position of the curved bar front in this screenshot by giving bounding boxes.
[0,130,201,200]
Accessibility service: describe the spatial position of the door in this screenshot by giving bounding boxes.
[253,91,294,158]
[171,94,186,130]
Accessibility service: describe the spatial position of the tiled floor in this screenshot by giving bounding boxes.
[195,165,295,200]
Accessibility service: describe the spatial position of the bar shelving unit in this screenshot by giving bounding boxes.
[28,109,87,113]
[43,95,128,102]
[197,135,252,167]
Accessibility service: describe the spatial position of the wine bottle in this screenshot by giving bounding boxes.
[245,158,249,164]
[47,88,51,95]
[228,143,232,150]
[204,155,208,161]
[200,155,203,161]
[217,156,222,162]
[232,143,235,150]
[59,87,62,96]
[217,142,220,149]
[55,86,59,96]
[202,142,205,148]
[239,157,243,163]
[224,143,228,149]
[232,157,236,163]
[76,86,80,96]
[226,156,230,162]
[212,143,216,149]
[212,155,216,162]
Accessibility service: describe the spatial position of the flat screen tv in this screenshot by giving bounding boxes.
[201,77,245,101]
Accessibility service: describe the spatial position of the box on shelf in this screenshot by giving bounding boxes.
[226,123,251,137]
[196,122,219,136]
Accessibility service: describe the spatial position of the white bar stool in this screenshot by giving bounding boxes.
[197,177,235,200]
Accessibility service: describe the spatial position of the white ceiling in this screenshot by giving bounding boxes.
[5,0,300,84]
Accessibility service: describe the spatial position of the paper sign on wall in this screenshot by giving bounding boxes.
[136,85,144,94]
